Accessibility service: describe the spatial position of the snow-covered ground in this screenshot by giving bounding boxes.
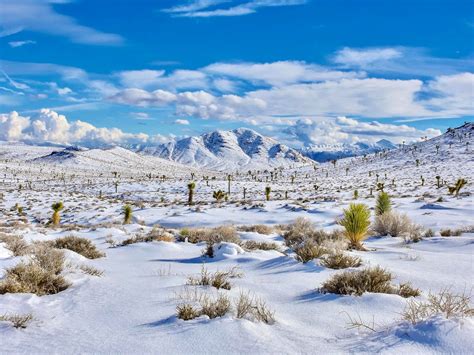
[0,123,473,354]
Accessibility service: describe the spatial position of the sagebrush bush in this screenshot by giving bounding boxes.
[31,244,65,275]
[338,203,371,250]
[0,313,33,329]
[186,266,242,290]
[0,262,70,296]
[403,288,474,324]
[52,236,104,259]
[0,234,30,256]
[241,240,280,251]
[283,218,344,248]
[294,240,327,263]
[237,224,274,235]
[375,192,391,216]
[320,266,420,298]
[200,293,231,319]
[177,303,200,320]
[179,225,240,245]
[121,227,175,245]
[320,252,362,269]
[440,228,462,237]
[372,211,423,242]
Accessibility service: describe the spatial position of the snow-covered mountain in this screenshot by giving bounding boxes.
[138,128,312,171]
[300,139,397,162]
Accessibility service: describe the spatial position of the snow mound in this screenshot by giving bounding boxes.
[213,242,245,259]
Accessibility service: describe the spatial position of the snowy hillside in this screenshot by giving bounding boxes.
[301,139,397,162]
[138,128,313,171]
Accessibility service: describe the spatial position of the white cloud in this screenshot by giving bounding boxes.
[334,47,402,66]
[109,88,177,107]
[118,70,166,88]
[285,116,442,146]
[8,40,36,48]
[0,109,158,146]
[0,0,123,45]
[204,61,364,86]
[117,69,207,91]
[175,119,190,125]
[167,0,308,17]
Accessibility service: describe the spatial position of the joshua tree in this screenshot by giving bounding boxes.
[376,182,385,192]
[353,190,359,200]
[345,167,349,176]
[436,175,441,188]
[420,175,425,186]
[435,145,440,154]
[331,159,337,168]
[416,159,420,167]
[375,192,391,216]
[338,203,371,250]
[285,191,288,199]
[113,181,119,193]
[376,173,379,182]
[123,205,132,224]
[51,202,64,226]
[187,182,196,205]
[243,187,247,199]
[265,186,271,201]
[213,190,226,203]
[369,187,373,196]
[448,178,467,197]
[227,175,232,195]
[291,175,295,184]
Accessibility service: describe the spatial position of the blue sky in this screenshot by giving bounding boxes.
[0,0,473,147]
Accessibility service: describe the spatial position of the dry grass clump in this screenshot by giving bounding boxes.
[237,224,274,235]
[294,240,328,263]
[403,288,474,324]
[186,266,242,290]
[179,225,240,245]
[372,211,423,242]
[320,266,420,298]
[241,240,280,251]
[121,228,175,246]
[0,246,70,296]
[0,313,34,329]
[234,291,275,324]
[52,235,104,259]
[78,264,104,277]
[283,217,344,248]
[0,234,30,256]
[177,293,231,320]
[440,228,463,237]
[320,252,362,269]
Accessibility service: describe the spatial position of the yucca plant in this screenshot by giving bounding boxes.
[353,190,358,200]
[338,203,371,250]
[51,202,64,226]
[123,205,132,224]
[187,182,196,205]
[265,186,271,201]
[436,175,441,188]
[452,178,467,197]
[213,190,226,203]
[375,192,391,216]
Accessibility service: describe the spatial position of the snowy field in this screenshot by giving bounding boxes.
[0,124,473,354]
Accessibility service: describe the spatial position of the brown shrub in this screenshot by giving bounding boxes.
[320,252,362,269]
[283,218,344,248]
[241,240,280,251]
[372,212,423,242]
[53,236,104,259]
[294,240,327,263]
[237,224,274,235]
[180,225,240,245]
[0,313,34,329]
[0,234,30,256]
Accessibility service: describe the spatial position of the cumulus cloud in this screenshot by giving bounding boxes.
[175,119,190,125]
[284,116,442,146]
[0,109,170,147]
[0,0,123,45]
[334,47,403,66]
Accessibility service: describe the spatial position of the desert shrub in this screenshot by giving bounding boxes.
[320,252,362,269]
[0,313,33,329]
[375,192,391,216]
[0,262,70,296]
[233,291,275,324]
[52,236,104,259]
[440,228,462,237]
[294,240,327,263]
[31,244,65,275]
[373,211,423,241]
[237,224,274,235]
[283,218,344,248]
[179,225,240,245]
[241,240,280,251]
[403,288,474,324]
[121,228,174,245]
[186,266,242,290]
[338,203,371,250]
[397,283,422,298]
[177,303,200,320]
[0,234,30,256]
[320,266,419,298]
[423,229,435,238]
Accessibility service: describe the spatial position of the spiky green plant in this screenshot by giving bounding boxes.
[123,205,132,224]
[51,202,64,226]
[187,182,196,205]
[213,190,226,203]
[375,192,391,216]
[338,203,371,250]
[265,186,271,201]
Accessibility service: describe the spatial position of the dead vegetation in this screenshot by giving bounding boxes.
[237,224,274,235]
[0,233,30,256]
[52,235,105,259]
[372,211,423,242]
[283,218,345,248]
[320,266,420,298]
[0,313,34,329]
[241,240,280,251]
[179,225,240,245]
[320,252,362,269]
[186,266,243,290]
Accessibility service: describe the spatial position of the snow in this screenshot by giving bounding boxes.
[0,123,473,353]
